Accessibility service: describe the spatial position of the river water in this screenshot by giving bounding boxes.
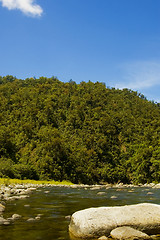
[1,185,160,240]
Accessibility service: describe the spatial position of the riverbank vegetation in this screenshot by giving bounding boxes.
[1,75,160,184]
[0,178,73,186]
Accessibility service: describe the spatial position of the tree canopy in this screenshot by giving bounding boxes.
[0,75,160,184]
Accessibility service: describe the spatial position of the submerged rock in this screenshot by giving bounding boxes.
[3,220,10,225]
[110,195,117,199]
[0,217,5,224]
[90,186,102,190]
[69,203,160,239]
[147,192,154,195]
[27,218,36,222]
[0,203,5,213]
[0,217,11,225]
[110,226,151,240]
[150,234,160,239]
[97,192,106,195]
[27,215,42,222]
[98,236,108,240]
[12,214,22,220]
[65,215,71,220]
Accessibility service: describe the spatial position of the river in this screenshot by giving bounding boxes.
[1,185,160,240]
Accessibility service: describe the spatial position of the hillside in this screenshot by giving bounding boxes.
[0,75,160,184]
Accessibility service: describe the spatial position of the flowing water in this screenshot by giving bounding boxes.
[1,185,160,240]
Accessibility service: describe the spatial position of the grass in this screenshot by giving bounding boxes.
[0,178,73,186]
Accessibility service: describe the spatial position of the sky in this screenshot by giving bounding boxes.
[0,0,160,102]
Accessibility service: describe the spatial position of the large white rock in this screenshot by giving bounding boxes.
[69,203,160,239]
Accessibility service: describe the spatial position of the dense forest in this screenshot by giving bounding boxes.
[0,75,160,184]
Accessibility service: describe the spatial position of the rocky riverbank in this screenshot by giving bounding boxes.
[0,182,78,226]
[0,183,48,226]
[0,184,38,201]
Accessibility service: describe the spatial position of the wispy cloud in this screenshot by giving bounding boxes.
[115,61,160,90]
[0,0,43,17]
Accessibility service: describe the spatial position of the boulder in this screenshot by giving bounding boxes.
[110,226,151,240]
[69,203,160,239]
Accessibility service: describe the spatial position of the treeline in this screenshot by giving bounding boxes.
[0,75,160,184]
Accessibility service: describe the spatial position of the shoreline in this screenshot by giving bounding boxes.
[1,178,160,189]
[0,179,160,203]
[0,178,160,203]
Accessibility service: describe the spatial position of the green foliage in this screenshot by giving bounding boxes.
[0,157,15,178]
[0,76,160,184]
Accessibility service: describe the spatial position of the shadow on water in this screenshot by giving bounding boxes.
[1,186,160,240]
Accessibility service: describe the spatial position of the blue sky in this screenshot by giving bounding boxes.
[0,0,160,102]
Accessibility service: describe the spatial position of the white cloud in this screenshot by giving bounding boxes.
[0,0,43,17]
[115,61,160,90]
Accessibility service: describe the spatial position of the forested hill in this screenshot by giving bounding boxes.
[1,75,160,184]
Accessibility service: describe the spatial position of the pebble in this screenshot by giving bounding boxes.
[0,217,5,224]
[7,217,14,221]
[27,218,36,222]
[0,217,11,225]
[110,195,117,199]
[147,192,154,195]
[24,204,30,207]
[97,192,106,195]
[65,215,71,220]
[90,186,102,190]
[3,221,10,225]
[37,214,43,217]
[151,235,160,239]
[12,214,22,220]
[98,236,108,240]
[44,191,50,194]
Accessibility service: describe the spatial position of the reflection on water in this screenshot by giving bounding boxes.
[1,185,160,240]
